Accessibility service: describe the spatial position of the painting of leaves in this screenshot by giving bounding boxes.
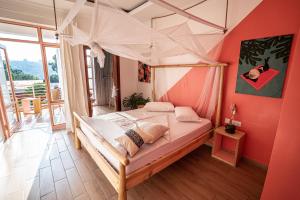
[236,34,293,98]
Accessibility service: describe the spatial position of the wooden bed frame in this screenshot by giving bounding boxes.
[73,63,227,200]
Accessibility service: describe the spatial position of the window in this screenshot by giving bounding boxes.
[85,48,96,100]
[0,22,38,41]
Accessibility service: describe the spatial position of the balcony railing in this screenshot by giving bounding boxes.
[7,81,48,112]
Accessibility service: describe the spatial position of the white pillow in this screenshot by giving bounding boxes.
[115,122,169,157]
[144,102,175,112]
[175,107,201,122]
[136,122,169,143]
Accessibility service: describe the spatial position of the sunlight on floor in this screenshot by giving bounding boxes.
[0,129,51,199]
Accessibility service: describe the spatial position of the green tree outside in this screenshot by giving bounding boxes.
[3,61,39,81]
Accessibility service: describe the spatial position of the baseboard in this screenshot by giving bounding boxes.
[242,157,268,171]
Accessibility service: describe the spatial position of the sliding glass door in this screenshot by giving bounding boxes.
[0,20,64,131]
[44,46,65,128]
[0,45,19,136]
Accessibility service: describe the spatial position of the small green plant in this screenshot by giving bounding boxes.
[122,93,150,109]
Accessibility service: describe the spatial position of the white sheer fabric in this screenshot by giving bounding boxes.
[61,0,218,67]
[60,23,89,131]
[195,67,221,120]
[59,0,225,122]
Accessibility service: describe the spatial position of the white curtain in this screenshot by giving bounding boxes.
[60,23,89,131]
[195,67,220,120]
[94,51,113,105]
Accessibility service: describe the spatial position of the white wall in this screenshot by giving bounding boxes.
[119,57,153,109]
[119,57,138,109]
[137,81,152,100]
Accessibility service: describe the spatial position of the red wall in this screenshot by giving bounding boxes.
[260,28,300,200]
[162,0,300,165]
[219,0,300,165]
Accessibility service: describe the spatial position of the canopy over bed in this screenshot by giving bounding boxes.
[59,0,262,129]
[58,0,234,67]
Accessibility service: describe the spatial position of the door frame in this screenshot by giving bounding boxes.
[0,45,20,138]
[112,55,121,111]
[0,85,10,140]
[0,19,64,131]
[83,46,121,117]
[40,40,65,130]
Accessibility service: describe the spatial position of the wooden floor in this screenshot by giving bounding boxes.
[0,119,267,200]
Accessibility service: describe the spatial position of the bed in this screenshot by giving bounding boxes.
[73,64,225,200]
[80,109,212,174]
[74,108,213,199]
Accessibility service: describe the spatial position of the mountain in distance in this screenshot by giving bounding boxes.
[10,59,55,80]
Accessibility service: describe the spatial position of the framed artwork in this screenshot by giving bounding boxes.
[138,62,151,83]
[236,34,293,98]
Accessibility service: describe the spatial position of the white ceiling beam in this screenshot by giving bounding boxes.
[149,0,226,32]
[129,1,153,15]
[57,0,87,33]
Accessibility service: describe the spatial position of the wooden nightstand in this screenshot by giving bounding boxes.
[212,126,246,167]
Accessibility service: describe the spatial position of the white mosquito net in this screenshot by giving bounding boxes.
[60,0,221,68]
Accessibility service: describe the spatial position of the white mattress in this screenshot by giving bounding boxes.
[80,109,212,175]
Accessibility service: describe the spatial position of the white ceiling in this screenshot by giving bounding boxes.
[0,0,256,31]
[17,0,210,22]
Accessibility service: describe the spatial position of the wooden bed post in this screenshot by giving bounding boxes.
[215,65,225,128]
[73,113,82,149]
[119,163,127,200]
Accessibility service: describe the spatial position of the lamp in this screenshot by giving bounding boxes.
[225,103,237,134]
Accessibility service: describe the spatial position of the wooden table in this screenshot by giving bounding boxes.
[21,97,41,114]
[212,126,246,167]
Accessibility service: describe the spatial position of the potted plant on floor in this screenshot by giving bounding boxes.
[122,93,150,110]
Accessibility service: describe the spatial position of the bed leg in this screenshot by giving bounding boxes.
[73,114,81,149]
[118,163,127,200]
[74,131,81,149]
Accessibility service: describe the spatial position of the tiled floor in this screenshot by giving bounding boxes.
[92,106,115,116]
[0,112,267,200]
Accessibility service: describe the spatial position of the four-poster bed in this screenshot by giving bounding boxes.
[73,62,227,200]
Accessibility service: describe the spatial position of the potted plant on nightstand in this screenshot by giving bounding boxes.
[122,93,150,110]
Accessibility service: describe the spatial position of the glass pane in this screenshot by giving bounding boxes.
[0,48,16,128]
[88,79,93,89]
[0,49,13,101]
[87,56,91,66]
[52,105,65,125]
[0,23,38,41]
[1,41,47,113]
[46,48,63,100]
[88,68,92,78]
[42,29,59,43]
[86,49,91,56]
[0,51,11,106]
[45,47,65,125]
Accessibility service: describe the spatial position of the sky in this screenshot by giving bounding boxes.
[0,40,59,63]
[0,41,42,62]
